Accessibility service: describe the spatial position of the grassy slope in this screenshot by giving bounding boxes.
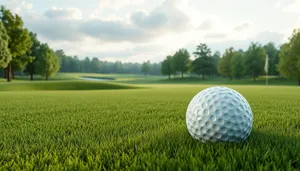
[0,81,138,91]
[0,85,300,170]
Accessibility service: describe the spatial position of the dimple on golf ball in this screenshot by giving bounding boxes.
[186,86,253,142]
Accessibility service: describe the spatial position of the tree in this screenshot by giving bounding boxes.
[90,57,101,73]
[243,42,266,82]
[231,52,245,79]
[82,57,91,73]
[173,48,190,78]
[114,61,123,73]
[36,43,60,80]
[218,47,235,80]
[11,53,32,78]
[264,42,279,75]
[150,62,162,75]
[192,43,215,79]
[278,29,300,86]
[70,56,81,72]
[141,60,151,75]
[0,6,32,82]
[212,51,221,76]
[161,55,175,79]
[23,32,40,80]
[0,21,11,70]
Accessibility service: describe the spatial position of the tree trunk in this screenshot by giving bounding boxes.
[168,74,170,80]
[181,71,183,79]
[298,76,300,86]
[3,69,6,78]
[202,74,205,80]
[6,62,11,82]
[46,75,49,81]
[30,64,34,81]
[12,72,15,79]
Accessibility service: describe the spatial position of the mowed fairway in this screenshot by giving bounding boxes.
[0,82,300,170]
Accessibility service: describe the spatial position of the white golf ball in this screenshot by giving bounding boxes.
[186,86,253,142]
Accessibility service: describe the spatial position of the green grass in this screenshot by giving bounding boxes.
[0,84,300,170]
[0,80,138,91]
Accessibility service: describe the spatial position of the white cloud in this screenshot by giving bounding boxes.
[234,21,254,32]
[204,33,227,40]
[198,20,214,30]
[44,7,82,20]
[274,0,300,13]
[98,0,146,10]
[6,0,33,14]
[274,0,282,8]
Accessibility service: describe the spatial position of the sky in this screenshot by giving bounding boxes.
[0,0,300,63]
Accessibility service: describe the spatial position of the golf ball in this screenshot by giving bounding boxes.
[186,86,253,142]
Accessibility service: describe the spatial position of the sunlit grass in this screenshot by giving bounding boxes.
[0,84,299,170]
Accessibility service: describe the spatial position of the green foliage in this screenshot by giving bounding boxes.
[0,5,32,81]
[24,32,41,80]
[231,52,245,79]
[35,44,60,80]
[0,6,32,58]
[264,42,279,75]
[243,43,267,81]
[141,60,151,75]
[218,47,235,79]
[278,29,300,85]
[173,48,190,78]
[212,51,221,72]
[0,21,11,68]
[91,57,101,73]
[161,55,175,79]
[192,43,215,79]
[0,85,300,170]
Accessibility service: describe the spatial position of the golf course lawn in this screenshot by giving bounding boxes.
[0,75,299,170]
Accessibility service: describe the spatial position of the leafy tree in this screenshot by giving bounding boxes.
[82,57,91,73]
[55,49,68,72]
[0,21,11,70]
[264,42,279,75]
[11,53,32,78]
[141,60,151,75]
[192,43,214,79]
[24,32,40,80]
[150,62,162,75]
[243,42,266,82]
[35,43,60,80]
[278,29,300,85]
[161,55,175,79]
[218,47,235,80]
[114,61,123,73]
[90,57,101,73]
[173,48,190,78]
[70,56,81,72]
[212,51,221,76]
[231,52,245,79]
[0,6,32,82]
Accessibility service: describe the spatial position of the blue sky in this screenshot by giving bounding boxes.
[0,0,299,63]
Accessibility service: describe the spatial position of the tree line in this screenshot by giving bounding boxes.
[55,50,161,75]
[161,44,221,80]
[161,29,300,85]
